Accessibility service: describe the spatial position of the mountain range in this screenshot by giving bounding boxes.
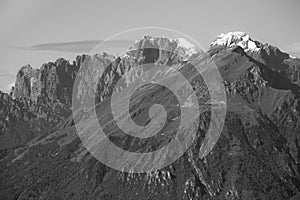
[1,32,300,200]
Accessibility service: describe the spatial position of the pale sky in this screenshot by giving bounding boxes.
[0,0,300,92]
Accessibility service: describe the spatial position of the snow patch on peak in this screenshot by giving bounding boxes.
[175,38,195,51]
[128,35,200,60]
[211,31,260,52]
[133,35,157,44]
[173,38,199,58]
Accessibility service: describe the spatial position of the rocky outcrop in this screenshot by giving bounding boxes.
[182,44,300,199]
[0,56,88,150]
[13,56,83,106]
[0,91,64,151]
[1,33,300,200]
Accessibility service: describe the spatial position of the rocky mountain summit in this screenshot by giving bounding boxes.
[1,32,300,200]
[0,56,86,150]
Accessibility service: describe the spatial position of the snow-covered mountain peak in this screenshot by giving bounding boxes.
[173,37,199,57]
[126,35,200,60]
[211,31,260,52]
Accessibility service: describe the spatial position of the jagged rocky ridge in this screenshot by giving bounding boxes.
[0,32,300,200]
[0,56,87,150]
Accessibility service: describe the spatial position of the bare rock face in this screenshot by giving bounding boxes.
[13,57,81,106]
[1,33,300,200]
[0,91,62,150]
[184,43,300,199]
[0,56,87,150]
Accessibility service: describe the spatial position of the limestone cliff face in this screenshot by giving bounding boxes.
[1,34,300,200]
[13,56,83,106]
[0,91,61,150]
[0,56,87,150]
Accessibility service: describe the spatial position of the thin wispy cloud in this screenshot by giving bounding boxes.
[15,39,134,53]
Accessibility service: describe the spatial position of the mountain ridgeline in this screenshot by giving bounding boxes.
[1,32,300,200]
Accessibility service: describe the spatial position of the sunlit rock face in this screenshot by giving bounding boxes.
[1,33,300,200]
[0,56,85,150]
[13,57,82,105]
